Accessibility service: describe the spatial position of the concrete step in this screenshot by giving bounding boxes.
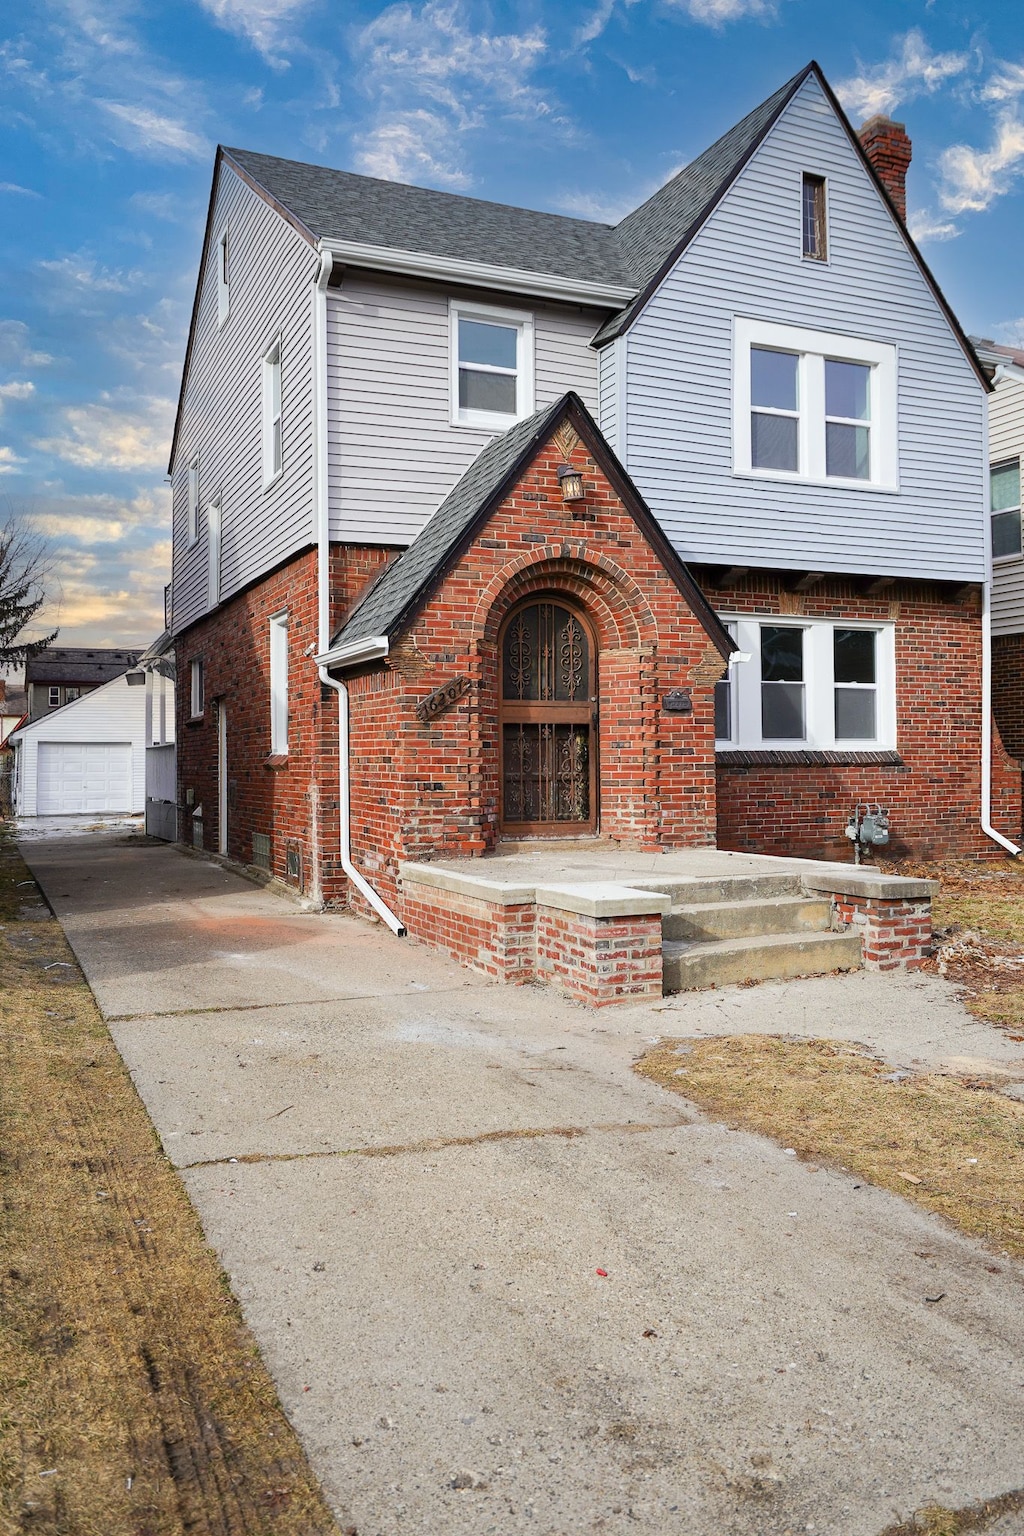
[664,894,833,942]
[663,929,863,992]
[626,873,805,905]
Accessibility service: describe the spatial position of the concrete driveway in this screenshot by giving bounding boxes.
[23,832,1024,1536]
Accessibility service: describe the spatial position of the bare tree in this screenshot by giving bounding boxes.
[0,516,58,669]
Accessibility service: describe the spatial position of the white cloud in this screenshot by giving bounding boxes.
[196,0,311,66]
[0,181,41,197]
[981,61,1024,105]
[670,0,776,23]
[38,253,138,293]
[938,112,1024,214]
[907,210,960,244]
[0,321,53,369]
[0,446,26,474]
[29,488,165,545]
[99,101,208,161]
[35,393,174,473]
[0,381,35,413]
[351,0,556,189]
[836,30,970,120]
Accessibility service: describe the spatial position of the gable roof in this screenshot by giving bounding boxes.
[592,66,810,345]
[25,647,138,686]
[330,392,733,662]
[224,147,636,290]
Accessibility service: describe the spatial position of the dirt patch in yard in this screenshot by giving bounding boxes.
[0,832,348,1536]
[880,856,1024,1036]
[635,1035,1024,1259]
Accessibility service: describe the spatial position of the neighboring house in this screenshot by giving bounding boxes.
[24,648,139,722]
[1,679,27,748]
[971,338,1024,764]
[10,650,175,817]
[168,59,1020,919]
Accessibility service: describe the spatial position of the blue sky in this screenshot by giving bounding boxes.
[1,0,1023,652]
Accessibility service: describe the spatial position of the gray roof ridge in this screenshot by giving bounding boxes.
[223,146,618,235]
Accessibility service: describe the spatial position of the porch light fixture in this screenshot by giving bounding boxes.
[556,462,585,504]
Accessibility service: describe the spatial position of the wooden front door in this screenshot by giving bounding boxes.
[499,598,597,835]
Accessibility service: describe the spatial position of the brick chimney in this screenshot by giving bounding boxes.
[858,115,912,223]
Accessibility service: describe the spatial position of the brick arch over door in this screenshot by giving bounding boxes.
[473,552,664,846]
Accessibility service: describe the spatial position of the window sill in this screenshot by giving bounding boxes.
[731,468,899,494]
[450,412,526,432]
[186,714,205,727]
[264,752,290,769]
[716,747,904,767]
[262,469,283,493]
[993,553,1022,565]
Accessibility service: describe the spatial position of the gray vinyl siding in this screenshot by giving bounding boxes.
[598,337,622,456]
[620,72,986,582]
[170,165,318,633]
[990,370,1024,636]
[327,275,602,544]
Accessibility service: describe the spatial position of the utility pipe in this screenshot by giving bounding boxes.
[979,386,1020,857]
[312,247,406,932]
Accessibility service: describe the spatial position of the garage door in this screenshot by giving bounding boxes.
[36,742,132,814]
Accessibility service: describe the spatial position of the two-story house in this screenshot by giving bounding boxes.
[970,338,1024,770]
[169,60,1021,925]
[24,647,140,721]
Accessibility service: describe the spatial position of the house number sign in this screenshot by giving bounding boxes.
[662,688,693,714]
[416,674,472,724]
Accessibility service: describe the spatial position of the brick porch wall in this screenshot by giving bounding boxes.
[704,573,1022,860]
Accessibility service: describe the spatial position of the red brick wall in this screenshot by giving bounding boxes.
[705,573,1022,860]
[344,434,726,908]
[993,632,1024,762]
[174,544,400,903]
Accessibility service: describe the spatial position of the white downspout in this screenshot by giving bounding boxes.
[980,386,1020,856]
[312,247,406,932]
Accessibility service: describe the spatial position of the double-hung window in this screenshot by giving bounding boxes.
[715,617,895,751]
[269,612,288,755]
[48,686,60,708]
[991,458,1022,560]
[262,338,282,486]
[450,301,534,428]
[735,318,897,489]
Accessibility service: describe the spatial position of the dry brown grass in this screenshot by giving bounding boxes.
[635,1034,1024,1258]
[882,856,1024,1035]
[0,832,349,1536]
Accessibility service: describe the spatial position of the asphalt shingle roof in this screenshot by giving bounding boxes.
[334,398,565,650]
[224,148,636,289]
[25,647,138,686]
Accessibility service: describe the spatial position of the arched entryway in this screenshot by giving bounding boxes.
[498,596,598,835]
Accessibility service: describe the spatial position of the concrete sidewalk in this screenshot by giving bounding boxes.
[23,832,1024,1536]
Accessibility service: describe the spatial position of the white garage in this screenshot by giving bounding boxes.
[36,741,133,814]
[10,671,148,818]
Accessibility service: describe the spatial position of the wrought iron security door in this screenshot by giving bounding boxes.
[499,599,597,834]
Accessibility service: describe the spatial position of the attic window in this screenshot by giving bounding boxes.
[802,174,827,261]
[451,301,534,429]
[217,229,230,326]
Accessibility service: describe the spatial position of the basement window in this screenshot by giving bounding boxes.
[801,173,827,261]
[715,617,895,750]
[991,458,1022,560]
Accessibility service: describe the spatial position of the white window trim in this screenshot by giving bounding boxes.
[48,686,60,708]
[189,657,204,720]
[991,455,1022,565]
[262,336,283,489]
[207,494,222,610]
[217,228,230,328]
[449,299,535,430]
[187,454,200,545]
[269,611,289,755]
[715,616,896,751]
[733,317,898,491]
